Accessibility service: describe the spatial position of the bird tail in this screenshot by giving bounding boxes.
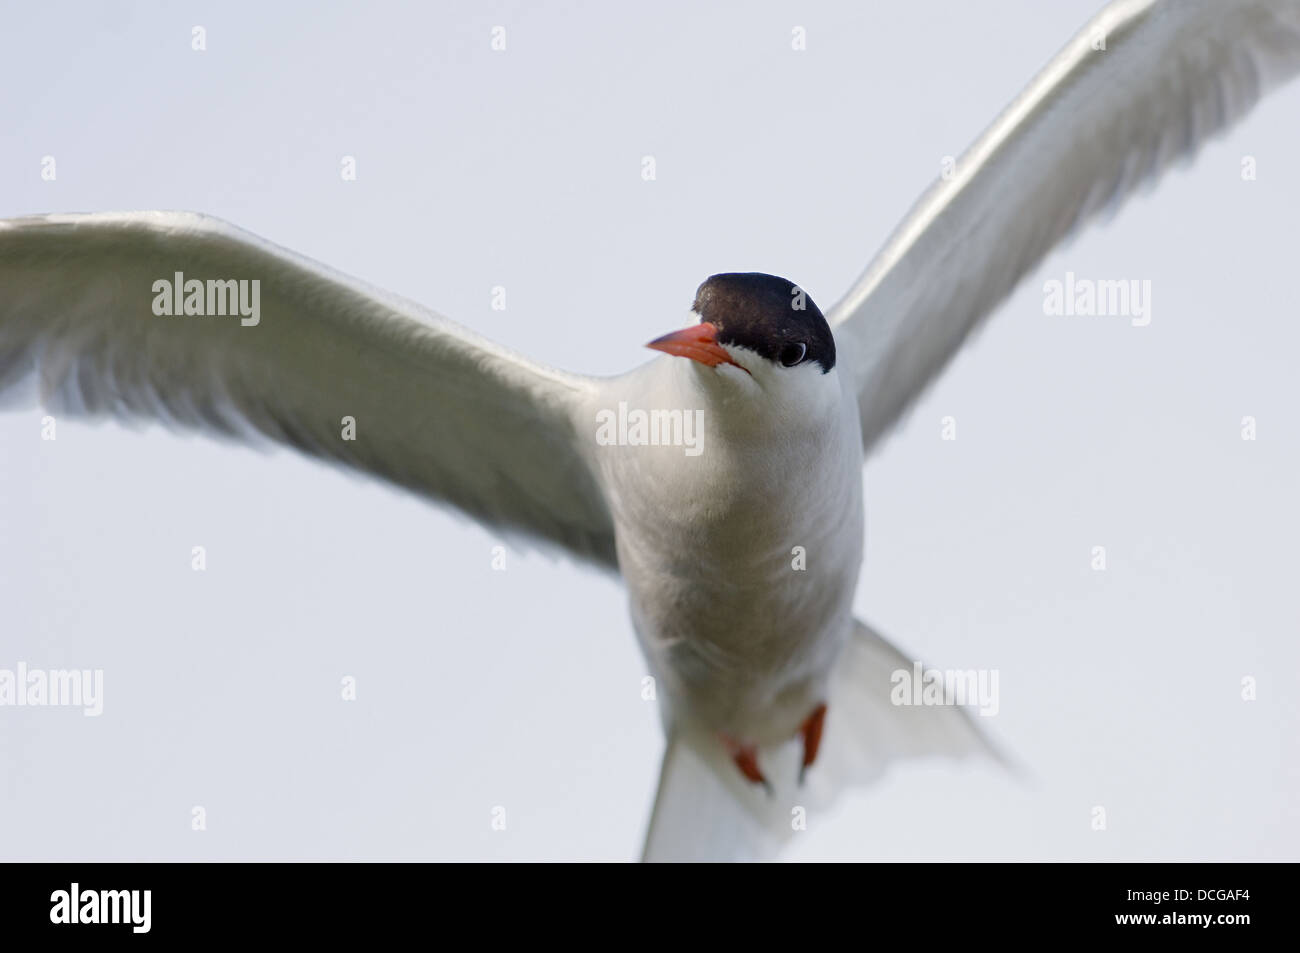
[640,617,1007,862]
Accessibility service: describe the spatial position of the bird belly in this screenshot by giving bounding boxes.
[611,443,863,745]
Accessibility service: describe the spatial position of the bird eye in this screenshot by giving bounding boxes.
[779,342,807,367]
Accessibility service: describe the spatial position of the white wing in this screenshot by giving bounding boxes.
[0,211,617,567]
[831,0,1300,455]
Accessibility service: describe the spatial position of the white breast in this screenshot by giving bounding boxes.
[584,355,865,745]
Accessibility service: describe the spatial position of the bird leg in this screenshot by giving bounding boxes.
[798,702,828,785]
[720,735,772,795]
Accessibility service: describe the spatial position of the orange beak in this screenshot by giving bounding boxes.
[646,322,743,370]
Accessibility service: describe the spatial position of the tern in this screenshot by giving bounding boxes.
[3,0,1299,861]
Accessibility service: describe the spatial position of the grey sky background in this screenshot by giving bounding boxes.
[1,0,1297,860]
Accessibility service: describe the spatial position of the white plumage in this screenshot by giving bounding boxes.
[2,0,1297,861]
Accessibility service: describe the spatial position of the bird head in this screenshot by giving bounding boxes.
[647,273,839,420]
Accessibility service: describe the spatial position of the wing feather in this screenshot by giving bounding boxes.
[831,0,1300,455]
[0,211,617,567]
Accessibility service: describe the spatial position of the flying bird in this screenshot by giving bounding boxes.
[3,0,1299,861]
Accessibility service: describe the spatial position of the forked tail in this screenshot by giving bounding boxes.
[641,618,1008,861]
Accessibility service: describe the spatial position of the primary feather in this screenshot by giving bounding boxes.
[0,211,617,567]
[831,0,1300,455]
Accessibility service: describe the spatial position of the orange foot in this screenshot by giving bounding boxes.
[798,702,828,785]
[720,735,772,795]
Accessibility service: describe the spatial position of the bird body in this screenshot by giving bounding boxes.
[4,0,1300,860]
[593,336,864,747]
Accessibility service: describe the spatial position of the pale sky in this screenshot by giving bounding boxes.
[1,0,1297,860]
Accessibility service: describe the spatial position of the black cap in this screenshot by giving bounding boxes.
[693,273,835,373]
